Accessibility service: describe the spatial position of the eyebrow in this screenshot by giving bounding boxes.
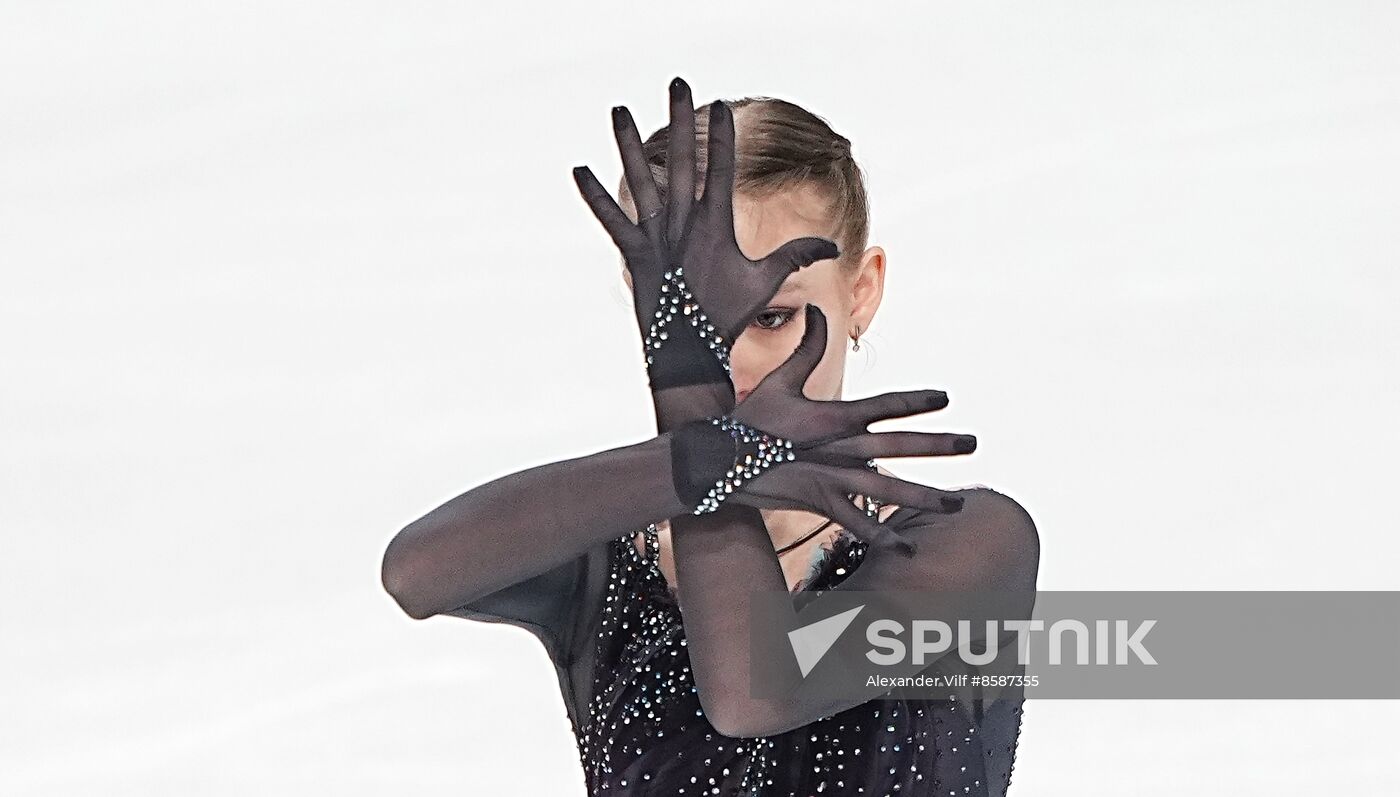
[774,280,805,296]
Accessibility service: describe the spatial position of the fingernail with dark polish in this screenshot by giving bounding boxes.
[941,495,965,512]
[954,435,977,454]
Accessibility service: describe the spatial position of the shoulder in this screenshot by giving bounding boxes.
[957,485,1037,533]
[873,465,1036,533]
[876,467,1040,591]
[960,487,1039,564]
[941,486,1040,591]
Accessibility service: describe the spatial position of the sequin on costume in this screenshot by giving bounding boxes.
[573,522,1024,796]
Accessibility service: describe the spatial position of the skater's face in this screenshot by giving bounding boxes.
[620,183,887,403]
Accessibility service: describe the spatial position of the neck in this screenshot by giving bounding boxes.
[761,507,836,552]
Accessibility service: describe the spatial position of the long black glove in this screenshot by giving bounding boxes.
[668,304,970,556]
[385,78,916,627]
[381,308,966,618]
[570,77,962,555]
[573,77,839,432]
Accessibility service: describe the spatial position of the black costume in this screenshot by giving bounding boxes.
[447,512,1025,796]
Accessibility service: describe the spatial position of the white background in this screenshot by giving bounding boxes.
[4,1,1398,794]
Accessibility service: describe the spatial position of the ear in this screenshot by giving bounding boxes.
[848,245,886,336]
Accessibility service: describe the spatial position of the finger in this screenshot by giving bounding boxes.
[754,236,840,304]
[573,165,649,260]
[769,304,829,394]
[822,491,919,558]
[701,232,833,354]
[666,77,696,248]
[812,431,978,460]
[734,464,919,557]
[726,462,819,513]
[811,464,966,514]
[842,389,950,428]
[612,106,664,231]
[763,236,840,273]
[700,100,737,221]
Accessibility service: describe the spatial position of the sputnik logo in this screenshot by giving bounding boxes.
[787,604,865,677]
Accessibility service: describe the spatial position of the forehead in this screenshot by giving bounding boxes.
[773,274,809,296]
[733,184,836,259]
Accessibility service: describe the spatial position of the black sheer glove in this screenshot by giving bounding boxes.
[667,304,974,556]
[384,304,967,617]
[573,77,841,431]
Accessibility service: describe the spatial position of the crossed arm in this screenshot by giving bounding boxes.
[385,75,1039,742]
[380,431,692,622]
[381,420,1037,740]
[671,489,1040,739]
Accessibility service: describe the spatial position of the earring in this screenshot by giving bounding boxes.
[850,325,862,352]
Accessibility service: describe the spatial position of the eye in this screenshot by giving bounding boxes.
[751,308,797,331]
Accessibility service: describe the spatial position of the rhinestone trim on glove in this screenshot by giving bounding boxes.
[692,415,796,514]
[643,267,732,377]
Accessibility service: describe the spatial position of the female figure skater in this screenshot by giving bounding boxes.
[381,77,1040,796]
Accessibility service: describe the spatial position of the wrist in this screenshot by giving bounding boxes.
[668,417,738,513]
[651,381,736,434]
[642,307,734,395]
[668,415,797,515]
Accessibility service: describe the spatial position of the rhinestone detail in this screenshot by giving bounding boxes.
[691,415,796,515]
[570,516,1027,795]
[643,267,732,377]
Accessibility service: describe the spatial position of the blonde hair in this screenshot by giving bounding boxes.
[617,96,870,274]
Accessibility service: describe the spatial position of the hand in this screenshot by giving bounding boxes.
[572,77,841,400]
[669,305,974,556]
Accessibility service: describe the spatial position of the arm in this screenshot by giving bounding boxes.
[381,432,693,621]
[563,81,988,736]
[577,81,832,438]
[437,551,592,651]
[672,487,1041,739]
[582,80,991,736]
[387,82,756,629]
[379,304,967,624]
